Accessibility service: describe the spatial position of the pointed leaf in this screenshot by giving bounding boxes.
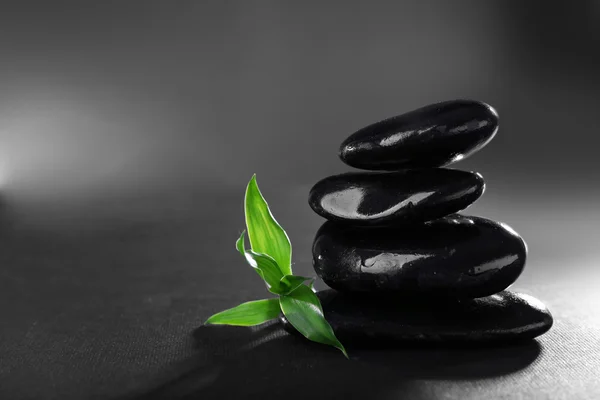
[245,251,285,294]
[245,175,292,276]
[280,285,348,357]
[205,298,280,326]
[236,230,246,256]
[280,275,313,295]
[236,231,285,293]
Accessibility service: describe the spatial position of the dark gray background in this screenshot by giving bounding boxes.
[0,1,599,399]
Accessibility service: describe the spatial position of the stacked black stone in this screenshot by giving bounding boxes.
[282,100,553,345]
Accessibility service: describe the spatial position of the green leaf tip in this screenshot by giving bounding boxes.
[236,230,246,256]
[244,174,292,276]
[205,298,281,327]
[280,285,348,358]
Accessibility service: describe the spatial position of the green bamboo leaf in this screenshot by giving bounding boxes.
[205,298,281,326]
[245,175,292,276]
[236,231,285,293]
[280,285,348,358]
[245,251,285,293]
[280,275,313,295]
[236,230,246,256]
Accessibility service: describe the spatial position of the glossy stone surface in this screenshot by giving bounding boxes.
[339,100,498,170]
[313,215,526,298]
[309,169,484,226]
[280,290,553,344]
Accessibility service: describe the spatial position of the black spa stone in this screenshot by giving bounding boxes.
[280,290,553,344]
[313,215,526,298]
[339,100,498,170]
[308,169,484,226]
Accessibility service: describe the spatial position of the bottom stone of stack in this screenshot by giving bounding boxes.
[280,290,552,345]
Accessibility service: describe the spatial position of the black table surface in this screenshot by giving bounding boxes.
[1,183,599,400]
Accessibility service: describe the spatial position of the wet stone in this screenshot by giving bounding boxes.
[309,169,484,226]
[339,100,498,170]
[280,290,553,344]
[313,215,526,299]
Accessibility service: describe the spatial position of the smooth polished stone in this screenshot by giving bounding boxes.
[339,100,498,170]
[308,169,484,226]
[313,215,526,298]
[280,290,553,344]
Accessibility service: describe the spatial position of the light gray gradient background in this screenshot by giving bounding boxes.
[0,2,599,399]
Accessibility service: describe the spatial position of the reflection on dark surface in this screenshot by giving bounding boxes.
[128,323,542,400]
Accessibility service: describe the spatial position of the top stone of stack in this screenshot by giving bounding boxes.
[339,100,498,170]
